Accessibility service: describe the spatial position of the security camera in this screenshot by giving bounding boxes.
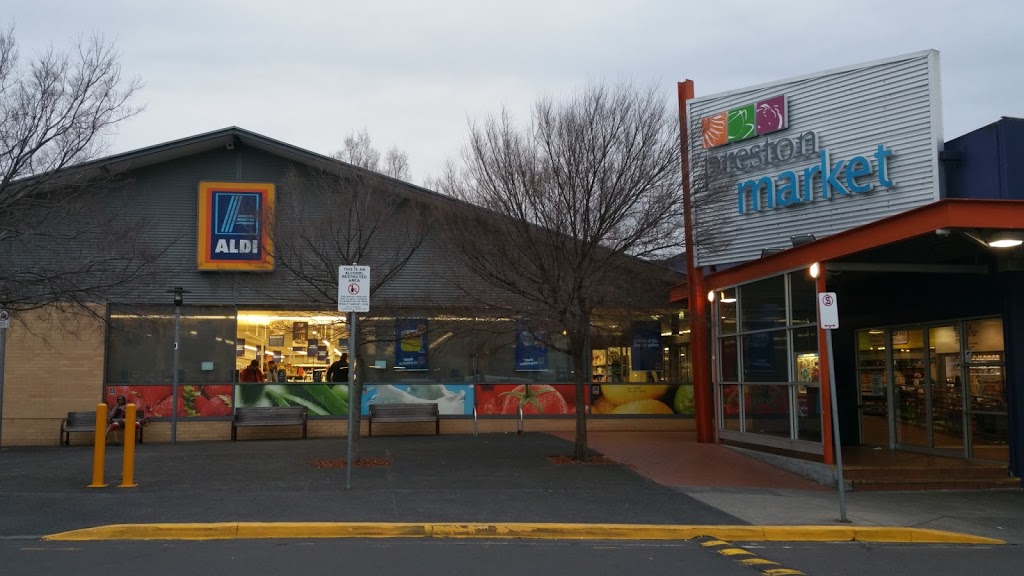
[226,142,235,150]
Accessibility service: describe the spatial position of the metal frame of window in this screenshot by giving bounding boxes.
[714,271,822,453]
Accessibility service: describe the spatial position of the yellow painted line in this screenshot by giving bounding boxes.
[719,547,755,556]
[763,569,805,576]
[700,539,731,547]
[41,523,1006,544]
[740,558,780,566]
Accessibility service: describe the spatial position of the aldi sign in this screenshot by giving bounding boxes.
[197,181,275,271]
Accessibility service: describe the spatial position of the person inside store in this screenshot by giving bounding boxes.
[239,359,265,382]
[326,353,349,383]
[266,359,285,382]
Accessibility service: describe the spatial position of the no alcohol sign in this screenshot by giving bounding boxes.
[338,266,370,312]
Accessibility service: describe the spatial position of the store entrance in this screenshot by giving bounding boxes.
[856,318,1008,462]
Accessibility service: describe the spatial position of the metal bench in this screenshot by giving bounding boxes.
[368,403,440,436]
[231,406,308,440]
[60,411,144,446]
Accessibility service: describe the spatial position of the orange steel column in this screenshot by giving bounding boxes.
[678,80,714,443]
[119,404,138,488]
[816,266,835,464]
[88,404,108,488]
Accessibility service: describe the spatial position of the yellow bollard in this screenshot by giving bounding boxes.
[88,403,108,488]
[119,403,138,488]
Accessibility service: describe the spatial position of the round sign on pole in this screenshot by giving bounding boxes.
[817,292,839,330]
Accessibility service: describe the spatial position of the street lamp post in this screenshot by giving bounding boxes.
[167,287,189,444]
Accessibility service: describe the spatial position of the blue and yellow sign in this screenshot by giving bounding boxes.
[197,181,275,271]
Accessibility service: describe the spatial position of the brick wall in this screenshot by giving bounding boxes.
[1,306,106,446]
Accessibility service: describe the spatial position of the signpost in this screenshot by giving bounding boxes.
[0,308,8,446]
[338,265,370,490]
[818,292,848,522]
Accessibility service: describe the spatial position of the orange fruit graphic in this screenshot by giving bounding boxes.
[701,112,727,148]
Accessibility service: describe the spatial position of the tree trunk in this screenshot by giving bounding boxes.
[573,325,591,461]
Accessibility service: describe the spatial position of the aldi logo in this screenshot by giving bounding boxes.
[701,95,787,149]
[197,181,275,271]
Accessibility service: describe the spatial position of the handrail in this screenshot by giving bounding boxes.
[516,405,524,435]
[472,406,478,436]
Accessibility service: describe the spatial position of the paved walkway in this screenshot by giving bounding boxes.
[1,431,1020,543]
[551,430,825,489]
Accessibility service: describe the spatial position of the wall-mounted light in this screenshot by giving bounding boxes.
[707,290,716,302]
[790,234,816,247]
[809,262,821,279]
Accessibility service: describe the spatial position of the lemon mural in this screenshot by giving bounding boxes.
[591,383,694,416]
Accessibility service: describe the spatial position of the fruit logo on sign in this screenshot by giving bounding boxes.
[701,95,787,149]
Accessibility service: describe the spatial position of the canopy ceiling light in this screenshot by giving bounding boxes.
[987,231,1023,249]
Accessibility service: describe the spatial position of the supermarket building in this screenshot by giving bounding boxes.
[678,50,1024,484]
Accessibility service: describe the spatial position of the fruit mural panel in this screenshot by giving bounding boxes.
[235,383,357,416]
[104,384,231,418]
[474,384,583,415]
[591,384,694,415]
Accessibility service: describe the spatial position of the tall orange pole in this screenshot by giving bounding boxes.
[119,404,138,488]
[678,80,714,443]
[88,403,108,488]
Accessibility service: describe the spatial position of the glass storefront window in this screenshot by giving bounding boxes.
[106,306,236,384]
[792,327,819,383]
[719,336,738,382]
[741,330,788,382]
[740,276,785,332]
[719,288,737,334]
[721,384,741,431]
[796,385,822,442]
[789,271,817,325]
[745,384,791,438]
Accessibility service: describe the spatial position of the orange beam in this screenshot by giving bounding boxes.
[704,199,1024,291]
[816,268,834,465]
[679,79,715,443]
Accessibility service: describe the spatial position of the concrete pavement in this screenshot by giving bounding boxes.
[0,431,1019,544]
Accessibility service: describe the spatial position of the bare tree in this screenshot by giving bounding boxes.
[434,81,688,460]
[270,159,428,457]
[0,27,153,316]
[331,128,411,182]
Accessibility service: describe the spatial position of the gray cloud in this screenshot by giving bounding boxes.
[6,0,1023,184]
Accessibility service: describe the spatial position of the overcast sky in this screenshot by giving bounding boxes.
[5,0,1023,184]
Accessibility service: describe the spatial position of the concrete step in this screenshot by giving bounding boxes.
[850,477,1021,491]
[843,465,1009,481]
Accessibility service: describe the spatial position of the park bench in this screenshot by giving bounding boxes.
[61,410,145,446]
[368,403,440,436]
[231,406,308,440]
